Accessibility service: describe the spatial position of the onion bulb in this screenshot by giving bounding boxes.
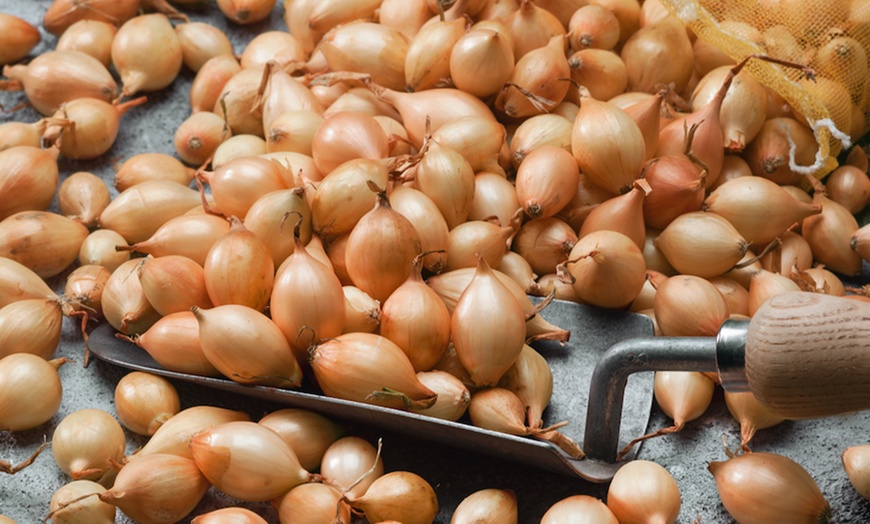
[114,372,180,436]
[134,405,250,460]
[559,230,646,309]
[190,421,311,502]
[655,211,749,278]
[217,0,277,25]
[451,488,517,524]
[192,304,303,389]
[0,355,65,431]
[51,409,126,482]
[276,482,351,524]
[203,217,275,311]
[258,408,345,473]
[843,445,870,500]
[0,145,60,222]
[320,435,384,499]
[541,495,617,523]
[0,210,89,279]
[191,507,268,523]
[49,480,116,524]
[607,459,681,524]
[709,452,831,524]
[345,471,439,524]
[0,14,40,64]
[58,171,110,229]
[724,390,785,451]
[310,332,438,410]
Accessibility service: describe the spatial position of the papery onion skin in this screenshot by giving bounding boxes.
[134,405,250,460]
[607,459,681,524]
[843,445,870,500]
[0,210,89,279]
[275,482,352,524]
[0,145,59,221]
[49,479,116,524]
[0,298,62,360]
[541,494,618,524]
[345,471,439,524]
[51,408,126,481]
[258,408,345,472]
[320,435,384,500]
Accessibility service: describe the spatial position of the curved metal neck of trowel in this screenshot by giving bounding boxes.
[582,318,751,466]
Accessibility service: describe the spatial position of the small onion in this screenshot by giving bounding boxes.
[0,144,60,221]
[58,171,110,229]
[0,14,40,64]
[134,405,250,460]
[843,445,870,500]
[204,217,275,311]
[191,508,268,524]
[112,14,183,96]
[709,452,831,524]
[51,409,126,482]
[0,210,89,279]
[542,495,617,523]
[216,0,277,25]
[345,471,439,524]
[0,355,65,431]
[114,153,195,192]
[275,482,351,524]
[102,259,161,336]
[724,390,786,451]
[451,489,517,524]
[258,408,345,472]
[0,298,63,360]
[410,370,471,422]
[560,230,646,309]
[175,22,234,72]
[320,436,384,499]
[607,459,681,524]
[45,97,146,160]
[49,480,115,524]
[654,274,729,336]
[190,421,311,502]
[114,372,181,436]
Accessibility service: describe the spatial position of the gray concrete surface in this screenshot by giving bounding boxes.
[2,1,870,522]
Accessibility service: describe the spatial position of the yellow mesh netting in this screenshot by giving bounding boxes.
[661,0,870,178]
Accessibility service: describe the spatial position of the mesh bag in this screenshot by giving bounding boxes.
[661,0,870,178]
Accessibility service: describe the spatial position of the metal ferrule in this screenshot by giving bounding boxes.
[716,318,750,392]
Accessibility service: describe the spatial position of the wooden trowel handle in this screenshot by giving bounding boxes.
[745,291,870,419]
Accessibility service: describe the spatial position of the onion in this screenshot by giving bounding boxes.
[267,111,323,155]
[452,255,526,386]
[620,18,693,94]
[270,223,345,361]
[0,298,63,360]
[174,111,229,166]
[802,190,862,276]
[308,0,380,34]
[213,135,267,170]
[114,153,194,192]
[193,304,302,388]
[496,35,571,118]
[203,217,274,310]
[42,0,139,35]
[241,31,304,69]
[63,264,112,320]
[0,257,57,309]
[45,96,146,160]
[122,312,219,377]
[508,113,572,168]
[190,54,241,114]
[0,14,40,64]
[379,0,431,40]
[311,158,390,238]
[569,4,621,50]
[742,117,819,186]
[414,141,476,230]
[513,217,577,276]
[344,471,439,524]
[114,372,180,436]
[580,178,649,249]
[449,27,515,99]
[191,421,310,502]
[431,116,506,174]
[0,211,88,279]
[243,187,311,267]
[311,111,388,175]
[405,17,467,92]
[58,171,110,229]
[0,354,65,431]
[709,276,750,317]
[498,344,552,429]
[320,436,384,499]
[747,269,802,317]
[112,14,183,96]
[51,409,126,482]
[191,507,268,523]
[214,68,266,137]
[569,56,628,115]
[381,255,451,372]
[572,92,645,195]
[135,405,250,460]
[691,65,768,152]
[275,482,351,524]
[102,259,161,336]
[826,164,870,214]
[309,332,438,410]
[200,156,288,220]
[175,22,234,72]
[607,459,681,524]
[560,230,646,309]
[516,145,580,220]
[49,480,116,524]
[843,445,870,500]
[342,286,380,334]
[258,408,344,472]
[2,50,118,116]
[468,172,520,229]
[703,176,822,245]
[542,495,617,523]
[0,145,60,222]
[724,390,785,451]
[389,185,450,274]
[410,370,471,421]
[96,454,211,524]
[506,0,566,59]
[654,274,729,336]
[452,489,517,524]
[321,22,409,91]
[447,219,515,271]
[709,452,831,524]
[119,213,230,267]
[0,120,46,152]
[369,85,497,148]
[655,211,749,278]
[216,0,277,25]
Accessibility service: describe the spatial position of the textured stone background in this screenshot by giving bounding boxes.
[2,1,870,523]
